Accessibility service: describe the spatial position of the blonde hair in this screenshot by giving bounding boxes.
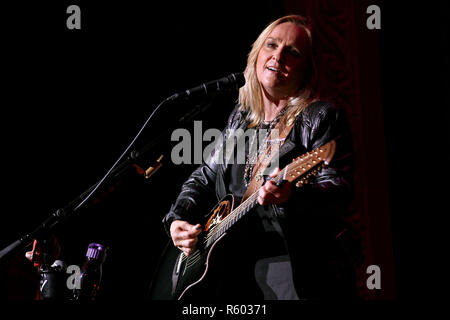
[238,15,317,128]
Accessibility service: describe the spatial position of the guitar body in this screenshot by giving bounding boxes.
[149,194,235,300]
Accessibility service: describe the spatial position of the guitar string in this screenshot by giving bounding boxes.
[185,251,201,268]
[182,249,201,269]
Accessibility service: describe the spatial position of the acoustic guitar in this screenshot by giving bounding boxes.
[149,140,336,300]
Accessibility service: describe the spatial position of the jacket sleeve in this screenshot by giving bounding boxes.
[162,105,242,235]
[275,101,355,223]
[273,102,360,298]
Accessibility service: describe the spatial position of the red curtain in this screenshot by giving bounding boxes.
[284,0,395,299]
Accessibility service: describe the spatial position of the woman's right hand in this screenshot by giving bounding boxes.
[170,220,202,256]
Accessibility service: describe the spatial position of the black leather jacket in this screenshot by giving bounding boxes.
[163,100,358,300]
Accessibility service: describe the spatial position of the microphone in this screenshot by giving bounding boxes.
[167,73,245,101]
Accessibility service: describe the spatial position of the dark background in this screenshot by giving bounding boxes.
[0,0,448,305]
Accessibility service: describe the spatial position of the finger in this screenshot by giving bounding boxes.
[258,187,274,205]
[264,180,280,193]
[178,238,198,249]
[259,182,293,205]
[170,221,188,234]
[258,194,274,205]
[259,185,268,198]
[269,167,280,178]
[189,224,202,236]
[180,228,201,240]
[263,182,283,200]
[175,230,199,243]
[177,222,201,234]
[260,185,276,200]
[257,195,265,205]
[178,221,196,231]
[174,241,191,253]
[171,221,199,238]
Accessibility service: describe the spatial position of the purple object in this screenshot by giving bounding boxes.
[86,243,106,262]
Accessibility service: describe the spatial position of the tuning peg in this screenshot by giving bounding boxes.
[295,180,304,188]
[295,179,309,187]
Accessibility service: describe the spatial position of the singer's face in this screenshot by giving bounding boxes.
[256,22,309,100]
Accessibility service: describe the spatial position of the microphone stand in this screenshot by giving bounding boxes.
[0,95,218,266]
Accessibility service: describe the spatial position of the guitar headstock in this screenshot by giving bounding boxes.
[284,140,336,187]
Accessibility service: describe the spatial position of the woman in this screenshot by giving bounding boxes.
[162,15,359,300]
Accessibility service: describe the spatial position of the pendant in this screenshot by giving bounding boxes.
[255,169,264,182]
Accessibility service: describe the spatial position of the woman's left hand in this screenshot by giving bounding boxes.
[257,168,292,205]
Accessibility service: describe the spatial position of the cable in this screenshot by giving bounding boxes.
[73,96,172,212]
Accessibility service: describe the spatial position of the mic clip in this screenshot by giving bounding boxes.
[133,154,164,179]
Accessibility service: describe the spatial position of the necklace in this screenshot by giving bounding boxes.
[243,107,290,187]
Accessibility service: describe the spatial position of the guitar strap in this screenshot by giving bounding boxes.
[241,120,294,203]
